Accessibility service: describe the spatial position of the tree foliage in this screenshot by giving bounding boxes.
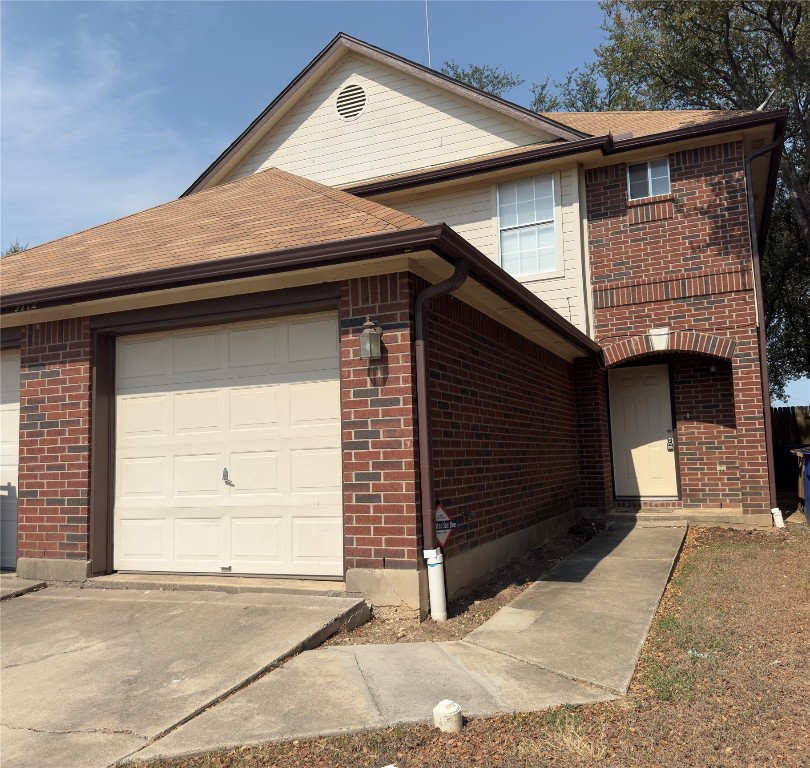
[587,2,809,399]
[440,61,523,97]
[1,240,27,257]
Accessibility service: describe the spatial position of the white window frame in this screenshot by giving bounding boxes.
[626,157,671,200]
[496,173,564,281]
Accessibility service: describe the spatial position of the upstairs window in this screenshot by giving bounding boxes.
[497,175,557,278]
[627,158,670,200]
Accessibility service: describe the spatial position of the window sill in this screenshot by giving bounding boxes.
[626,192,675,207]
[509,268,565,282]
[627,193,675,224]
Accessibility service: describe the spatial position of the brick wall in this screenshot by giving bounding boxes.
[426,291,579,556]
[585,140,770,513]
[17,319,92,560]
[339,274,421,571]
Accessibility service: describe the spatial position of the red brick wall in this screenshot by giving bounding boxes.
[17,319,92,560]
[426,292,579,556]
[585,140,770,514]
[339,274,421,571]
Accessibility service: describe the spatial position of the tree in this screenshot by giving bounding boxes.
[529,2,809,397]
[440,61,523,97]
[2,240,27,257]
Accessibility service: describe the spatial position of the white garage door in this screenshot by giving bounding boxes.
[1,349,20,569]
[113,314,343,576]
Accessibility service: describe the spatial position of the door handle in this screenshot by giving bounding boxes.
[666,437,674,452]
[222,467,229,482]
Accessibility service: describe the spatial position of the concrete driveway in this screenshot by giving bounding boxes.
[0,587,367,768]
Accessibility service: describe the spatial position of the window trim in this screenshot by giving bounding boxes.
[626,157,671,201]
[495,172,564,281]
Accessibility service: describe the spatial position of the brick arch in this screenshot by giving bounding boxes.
[602,331,736,367]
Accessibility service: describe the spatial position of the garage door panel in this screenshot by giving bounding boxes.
[174,518,224,560]
[174,391,222,435]
[287,316,338,362]
[231,518,282,562]
[229,451,280,494]
[291,518,343,563]
[114,315,342,576]
[119,395,167,439]
[228,325,280,368]
[291,449,341,493]
[118,518,166,559]
[290,380,340,427]
[229,386,281,431]
[119,456,165,498]
[117,337,166,384]
[172,331,221,374]
[174,454,223,496]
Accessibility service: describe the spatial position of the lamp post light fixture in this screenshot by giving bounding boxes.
[359,315,383,360]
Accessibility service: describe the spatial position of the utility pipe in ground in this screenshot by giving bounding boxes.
[414,257,469,621]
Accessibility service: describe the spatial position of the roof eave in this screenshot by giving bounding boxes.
[347,109,788,197]
[0,223,600,357]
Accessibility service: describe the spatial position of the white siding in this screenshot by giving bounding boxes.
[387,166,589,334]
[224,54,555,188]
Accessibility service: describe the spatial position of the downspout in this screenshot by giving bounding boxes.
[414,256,470,621]
[743,139,782,516]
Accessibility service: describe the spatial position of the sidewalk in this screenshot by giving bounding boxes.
[130,522,685,764]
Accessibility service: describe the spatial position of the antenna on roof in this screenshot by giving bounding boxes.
[756,89,776,111]
[425,0,432,68]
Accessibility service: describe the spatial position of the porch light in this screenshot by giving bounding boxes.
[359,316,383,360]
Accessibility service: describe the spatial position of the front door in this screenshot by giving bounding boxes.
[608,364,677,497]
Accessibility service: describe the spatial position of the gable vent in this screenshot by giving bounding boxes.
[336,84,367,120]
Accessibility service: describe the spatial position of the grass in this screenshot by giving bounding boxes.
[134,525,810,768]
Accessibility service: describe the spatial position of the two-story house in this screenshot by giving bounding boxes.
[0,35,784,617]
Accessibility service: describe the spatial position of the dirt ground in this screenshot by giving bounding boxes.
[325,520,601,646]
[136,517,810,768]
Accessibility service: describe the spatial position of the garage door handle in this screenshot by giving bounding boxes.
[222,467,229,482]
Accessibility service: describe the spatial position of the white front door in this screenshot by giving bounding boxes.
[608,364,677,497]
[113,314,343,576]
[1,349,20,569]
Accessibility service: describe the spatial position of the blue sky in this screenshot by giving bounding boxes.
[1,1,806,405]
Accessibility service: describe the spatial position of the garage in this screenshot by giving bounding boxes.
[1,348,20,569]
[113,313,343,577]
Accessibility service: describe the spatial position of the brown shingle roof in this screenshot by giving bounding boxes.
[538,110,760,138]
[1,168,425,297]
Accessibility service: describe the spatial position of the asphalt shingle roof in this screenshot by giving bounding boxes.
[1,168,426,297]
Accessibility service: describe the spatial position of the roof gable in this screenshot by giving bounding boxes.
[184,34,583,195]
[1,168,425,299]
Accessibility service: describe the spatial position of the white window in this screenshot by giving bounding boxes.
[498,175,557,278]
[627,158,670,200]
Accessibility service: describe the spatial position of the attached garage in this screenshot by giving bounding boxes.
[1,348,20,569]
[113,313,343,577]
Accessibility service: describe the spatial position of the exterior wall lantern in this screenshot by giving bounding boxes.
[359,315,383,360]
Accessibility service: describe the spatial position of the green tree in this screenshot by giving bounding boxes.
[2,240,27,257]
[440,61,523,97]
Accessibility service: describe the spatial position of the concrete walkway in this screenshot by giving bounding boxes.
[131,523,685,764]
[0,571,46,601]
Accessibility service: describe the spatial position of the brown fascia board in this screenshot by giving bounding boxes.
[348,110,788,197]
[1,223,600,357]
[181,33,587,198]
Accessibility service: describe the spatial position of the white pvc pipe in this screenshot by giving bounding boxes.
[424,548,447,621]
[772,507,785,528]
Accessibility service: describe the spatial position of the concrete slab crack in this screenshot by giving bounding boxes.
[0,722,149,741]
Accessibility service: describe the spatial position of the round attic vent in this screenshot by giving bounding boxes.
[336,84,367,120]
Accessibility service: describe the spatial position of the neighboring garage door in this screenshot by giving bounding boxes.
[113,314,343,576]
[1,349,20,569]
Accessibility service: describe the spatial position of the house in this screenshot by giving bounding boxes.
[0,34,785,617]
